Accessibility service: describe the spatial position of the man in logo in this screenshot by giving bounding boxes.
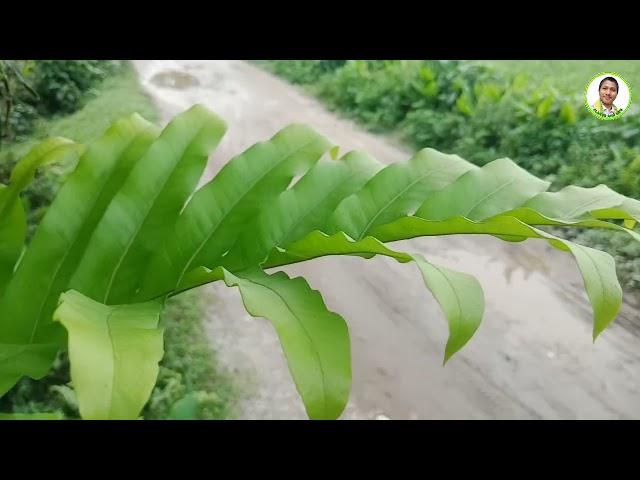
[592,76,622,116]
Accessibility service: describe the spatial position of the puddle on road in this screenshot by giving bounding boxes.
[150,70,200,90]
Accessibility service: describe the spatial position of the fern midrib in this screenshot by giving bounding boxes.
[463,178,519,219]
[355,165,453,240]
[562,193,622,219]
[28,134,145,343]
[106,309,118,419]
[104,122,211,304]
[248,275,330,419]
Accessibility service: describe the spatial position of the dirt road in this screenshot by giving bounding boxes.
[133,60,640,419]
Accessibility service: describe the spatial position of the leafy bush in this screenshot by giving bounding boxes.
[317,60,427,130]
[33,60,121,115]
[6,103,39,142]
[0,60,39,144]
[311,61,506,130]
[259,60,346,85]
[1,60,121,146]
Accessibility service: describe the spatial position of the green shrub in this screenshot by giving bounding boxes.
[33,60,121,115]
[317,61,426,130]
[0,60,39,143]
[6,102,39,142]
[1,60,122,146]
[260,60,346,85]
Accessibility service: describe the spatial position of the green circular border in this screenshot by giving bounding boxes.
[584,71,633,121]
